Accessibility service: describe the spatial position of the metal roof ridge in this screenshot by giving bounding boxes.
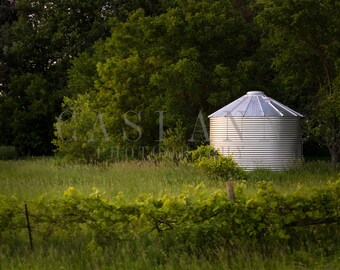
[241,95,252,116]
[256,95,265,116]
[267,99,284,116]
[271,99,303,117]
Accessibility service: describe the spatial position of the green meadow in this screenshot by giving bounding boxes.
[1,158,337,200]
[0,158,339,269]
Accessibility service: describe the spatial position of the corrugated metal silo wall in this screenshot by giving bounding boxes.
[209,117,302,171]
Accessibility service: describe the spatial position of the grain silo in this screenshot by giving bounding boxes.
[208,91,303,171]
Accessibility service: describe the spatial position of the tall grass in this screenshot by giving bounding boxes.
[0,158,339,269]
[0,158,214,200]
[1,234,338,270]
[0,158,338,201]
[247,160,339,193]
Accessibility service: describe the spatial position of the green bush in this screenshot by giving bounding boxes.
[188,145,245,180]
[197,155,246,180]
[159,120,187,165]
[187,145,219,162]
[0,179,339,252]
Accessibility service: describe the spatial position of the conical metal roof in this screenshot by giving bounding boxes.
[209,91,303,118]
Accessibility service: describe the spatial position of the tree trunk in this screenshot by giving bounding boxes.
[326,117,339,166]
[329,145,339,166]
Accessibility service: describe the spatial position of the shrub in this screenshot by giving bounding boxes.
[187,145,219,162]
[159,120,187,165]
[188,145,245,180]
[197,155,246,180]
[1,179,339,251]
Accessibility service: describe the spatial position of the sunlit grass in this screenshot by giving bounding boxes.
[0,158,339,269]
[0,158,338,201]
[0,158,213,200]
[247,160,339,194]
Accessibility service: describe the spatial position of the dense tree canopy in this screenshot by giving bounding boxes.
[0,0,114,154]
[256,0,340,163]
[0,0,338,164]
[0,0,175,155]
[53,0,261,162]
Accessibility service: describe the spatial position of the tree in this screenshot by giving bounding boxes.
[0,0,17,26]
[256,0,340,164]
[9,73,54,155]
[0,0,182,155]
[54,0,256,161]
[0,0,116,154]
[53,93,108,163]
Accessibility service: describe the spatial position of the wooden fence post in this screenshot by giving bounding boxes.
[24,202,34,250]
[226,180,235,202]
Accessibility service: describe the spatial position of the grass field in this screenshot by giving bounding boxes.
[0,158,214,201]
[0,158,339,269]
[1,158,338,200]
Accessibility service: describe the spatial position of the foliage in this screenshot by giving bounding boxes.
[2,158,339,204]
[187,145,245,180]
[196,155,246,180]
[0,179,339,252]
[159,120,187,164]
[0,0,172,155]
[53,0,255,161]
[0,0,16,25]
[187,145,219,162]
[255,0,340,164]
[52,93,112,164]
[0,0,338,165]
[1,159,339,268]
[9,73,55,155]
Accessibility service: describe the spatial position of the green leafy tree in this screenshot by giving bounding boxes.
[53,93,110,163]
[55,0,256,161]
[0,0,117,154]
[9,73,54,155]
[256,0,340,164]
[160,120,187,164]
[0,0,182,155]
